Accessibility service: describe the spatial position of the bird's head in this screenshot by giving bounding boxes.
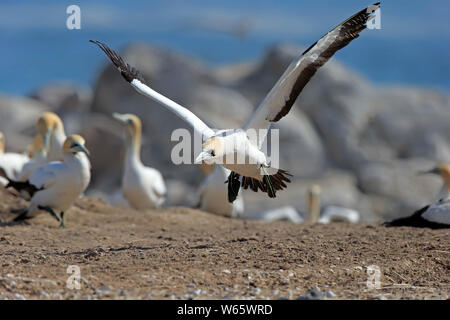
[0,131,4,154]
[63,135,90,156]
[418,163,450,190]
[195,137,224,165]
[36,112,64,144]
[112,113,142,142]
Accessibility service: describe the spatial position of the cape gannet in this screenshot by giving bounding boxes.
[90,3,379,202]
[3,135,91,228]
[384,164,450,229]
[113,113,166,209]
[197,164,244,218]
[37,112,67,162]
[0,131,30,183]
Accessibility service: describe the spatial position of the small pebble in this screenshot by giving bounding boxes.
[297,286,324,300]
[13,293,26,300]
[326,290,336,298]
[221,269,231,274]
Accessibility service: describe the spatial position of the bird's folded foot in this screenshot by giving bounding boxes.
[38,205,61,222]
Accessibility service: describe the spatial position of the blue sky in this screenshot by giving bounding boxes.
[0,1,448,94]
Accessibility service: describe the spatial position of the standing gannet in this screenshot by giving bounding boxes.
[384,164,450,229]
[90,3,379,202]
[4,135,91,228]
[37,112,67,161]
[113,113,166,209]
[0,131,30,183]
[197,164,244,218]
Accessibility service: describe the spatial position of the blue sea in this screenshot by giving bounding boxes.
[0,0,449,95]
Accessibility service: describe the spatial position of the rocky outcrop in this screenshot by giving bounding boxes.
[1,43,449,221]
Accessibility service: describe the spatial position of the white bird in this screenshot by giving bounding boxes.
[0,131,30,184]
[90,3,379,202]
[197,164,244,218]
[384,164,450,229]
[38,112,66,162]
[2,135,91,228]
[112,113,166,210]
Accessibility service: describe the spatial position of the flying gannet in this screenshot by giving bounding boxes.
[38,112,67,162]
[113,113,166,209]
[0,131,30,184]
[384,164,450,229]
[197,164,244,218]
[90,2,380,202]
[2,135,91,228]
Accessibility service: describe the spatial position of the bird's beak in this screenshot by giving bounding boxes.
[417,167,440,176]
[43,130,51,150]
[112,113,127,123]
[195,151,212,164]
[77,144,90,157]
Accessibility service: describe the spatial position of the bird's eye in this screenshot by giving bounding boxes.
[210,150,215,157]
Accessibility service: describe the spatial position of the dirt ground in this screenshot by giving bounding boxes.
[0,188,448,300]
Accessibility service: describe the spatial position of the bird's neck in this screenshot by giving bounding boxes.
[440,183,450,199]
[48,129,66,160]
[64,152,90,170]
[125,132,142,168]
[440,171,450,199]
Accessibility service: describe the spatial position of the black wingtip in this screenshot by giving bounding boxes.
[90,40,145,84]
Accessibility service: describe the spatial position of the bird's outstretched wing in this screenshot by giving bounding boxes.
[243,2,380,142]
[90,40,215,140]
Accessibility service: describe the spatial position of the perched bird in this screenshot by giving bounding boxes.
[37,112,67,161]
[91,3,379,202]
[16,134,48,182]
[3,135,91,228]
[197,164,244,218]
[384,164,450,229]
[0,131,30,184]
[113,113,166,209]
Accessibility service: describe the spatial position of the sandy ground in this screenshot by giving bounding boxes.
[0,188,448,300]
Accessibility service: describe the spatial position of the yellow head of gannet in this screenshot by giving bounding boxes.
[420,163,450,193]
[37,112,64,136]
[62,134,90,156]
[37,112,64,135]
[112,113,142,152]
[0,131,4,155]
[196,137,224,165]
